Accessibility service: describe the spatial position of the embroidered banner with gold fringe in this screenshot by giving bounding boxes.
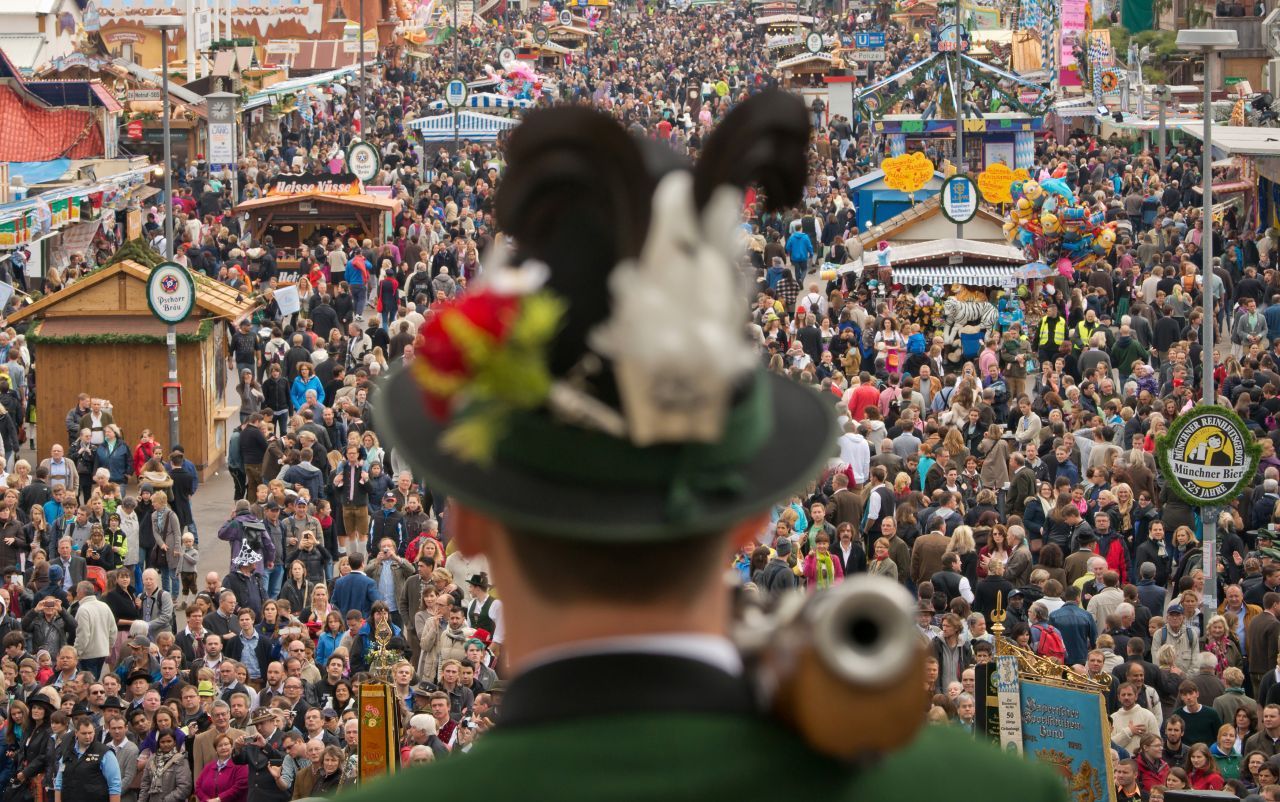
[358,682,401,782]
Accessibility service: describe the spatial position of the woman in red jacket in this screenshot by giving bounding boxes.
[1186,743,1225,791]
[1135,734,1170,793]
[195,733,249,802]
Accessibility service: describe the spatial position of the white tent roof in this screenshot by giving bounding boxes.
[755,13,816,24]
[859,238,1026,267]
[0,0,60,14]
[0,35,46,73]
[426,93,532,110]
[776,51,834,70]
[405,110,519,142]
[1177,124,1280,157]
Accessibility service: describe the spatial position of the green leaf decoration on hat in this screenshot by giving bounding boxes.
[413,289,566,466]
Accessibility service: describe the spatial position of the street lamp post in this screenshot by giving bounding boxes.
[360,0,367,134]
[1176,27,1238,626]
[144,14,183,452]
[1155,84,1171,166]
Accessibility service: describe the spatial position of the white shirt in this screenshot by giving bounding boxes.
[836,433,870,484]
[865,483,886,522]
[1111,704,1160,753]
[797,292,826,319]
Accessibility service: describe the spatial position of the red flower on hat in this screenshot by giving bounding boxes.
[413,291,520,418]
[409,287,564,461]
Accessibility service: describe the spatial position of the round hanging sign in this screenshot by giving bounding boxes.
[445,79,469,108]
[147,261,196,325]
[1156,405,1260,506]
[806,31,823,54]
[347,141,381,183]
[940,175,978,224]
[533,24,550,45]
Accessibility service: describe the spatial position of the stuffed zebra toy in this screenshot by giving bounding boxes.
[941,297,998,345]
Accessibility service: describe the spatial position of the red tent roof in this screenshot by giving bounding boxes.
[0,84,104,161]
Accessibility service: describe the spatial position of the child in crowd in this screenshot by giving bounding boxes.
[179,531,199,608]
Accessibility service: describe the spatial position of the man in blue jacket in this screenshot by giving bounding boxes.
[331,552,380,619]
[1048,585,1098,666]
[785,229,814,278]
[345,252,370,321]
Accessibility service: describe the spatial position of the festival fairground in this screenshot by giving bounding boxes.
[2,0,1280,799]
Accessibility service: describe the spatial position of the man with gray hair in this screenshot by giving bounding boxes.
[1005,526,1032,586]
[1255,477,1280,528]
[405,745,435,766]
[1191,651,1227,706]
[404,713,448,759]
[191,700,244,779]
[1086,571,1124,628]
[73,580,114,677]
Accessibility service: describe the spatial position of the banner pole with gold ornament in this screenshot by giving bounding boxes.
[357,622,404,782]
[988,594,1117,802]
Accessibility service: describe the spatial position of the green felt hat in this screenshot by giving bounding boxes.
[376,93,835,542]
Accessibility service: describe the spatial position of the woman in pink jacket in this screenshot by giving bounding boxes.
[801,531,844,591]
[195,734,249,802]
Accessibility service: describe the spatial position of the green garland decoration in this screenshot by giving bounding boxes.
[875,68,932,116]
[1154,404,1261,508]
[99,239,165,270]
[27,318,214,345]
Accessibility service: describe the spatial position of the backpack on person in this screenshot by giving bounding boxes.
[884,387,904,428]
[1031,622,1067,663]
[85,565,107,594]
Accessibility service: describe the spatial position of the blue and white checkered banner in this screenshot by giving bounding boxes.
[1014,131,1034,169]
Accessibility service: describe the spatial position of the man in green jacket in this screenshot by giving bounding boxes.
[1110,323,1150,385]
[349,96,1068,802]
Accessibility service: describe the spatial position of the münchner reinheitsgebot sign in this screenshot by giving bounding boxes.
[1157,405,1260,506]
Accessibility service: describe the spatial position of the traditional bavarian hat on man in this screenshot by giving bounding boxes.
[377,91,834,541]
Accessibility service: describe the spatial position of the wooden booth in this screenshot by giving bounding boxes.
[234,174,402,284]
[11,260,257,477]
[776,52,841,88]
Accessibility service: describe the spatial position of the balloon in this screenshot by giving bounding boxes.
[1039,178,1076,204]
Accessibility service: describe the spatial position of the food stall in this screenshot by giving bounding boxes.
[233,174,401,283]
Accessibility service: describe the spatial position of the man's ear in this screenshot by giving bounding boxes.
[728,514,769,553]
[447,501,496,558]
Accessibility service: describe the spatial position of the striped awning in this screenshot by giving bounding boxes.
[404,110,520,142]
[892,265,1019,287]
[425,93,533,110]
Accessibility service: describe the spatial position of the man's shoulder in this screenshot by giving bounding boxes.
[344,718,1065,802]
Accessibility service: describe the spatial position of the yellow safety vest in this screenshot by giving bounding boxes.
[1076,321,1097,346]
[1039,316,1066,347]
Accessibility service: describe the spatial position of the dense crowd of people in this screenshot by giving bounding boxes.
[2,0,1280,799]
